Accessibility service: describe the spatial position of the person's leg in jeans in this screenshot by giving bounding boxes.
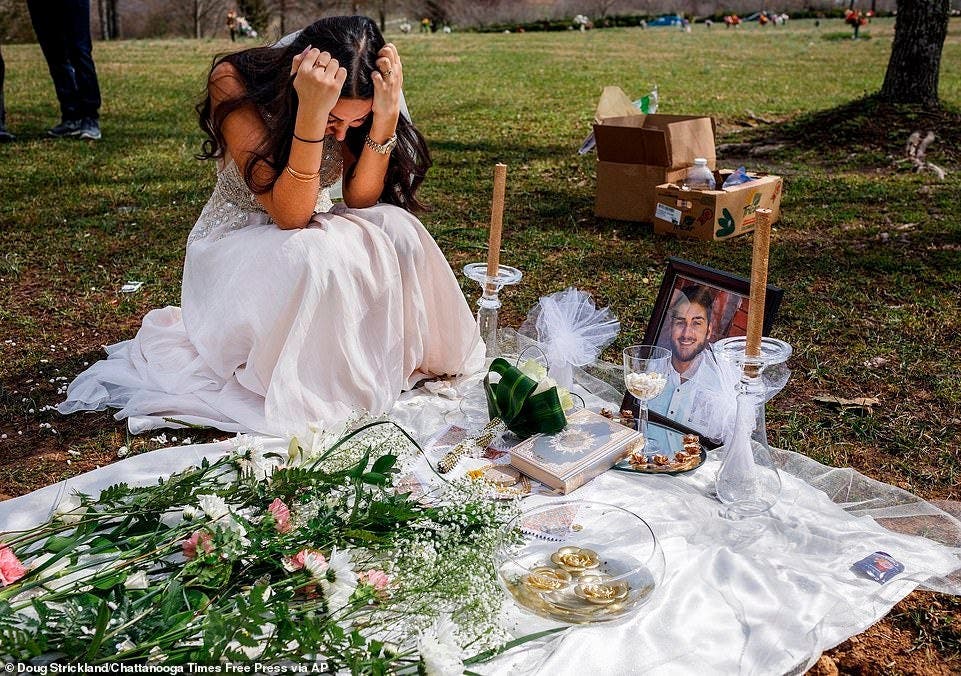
[27,0,101,139]
[0,45,14,141]
[62,0,100,126]
[27,0,79,129]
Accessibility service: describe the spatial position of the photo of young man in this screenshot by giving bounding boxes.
[648,284,736,443]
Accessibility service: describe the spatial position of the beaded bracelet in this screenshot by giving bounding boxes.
[285,165,320,182]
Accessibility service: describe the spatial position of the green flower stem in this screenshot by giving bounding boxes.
[6,522,194,608]
[463,626,568,666]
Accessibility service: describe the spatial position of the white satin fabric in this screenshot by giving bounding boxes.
[483,463,960,675]
[58,177,482,436]
[6,385,961,674]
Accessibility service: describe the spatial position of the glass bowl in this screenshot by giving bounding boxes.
[495,499,664,624]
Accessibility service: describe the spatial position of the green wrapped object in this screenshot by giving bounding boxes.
[484,358,567,439]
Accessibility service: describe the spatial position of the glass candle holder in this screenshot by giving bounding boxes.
[463,263,522,359]
[712,336,793,521]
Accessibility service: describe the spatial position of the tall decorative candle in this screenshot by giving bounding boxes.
[745,208,773,359]
[486,163,507,293]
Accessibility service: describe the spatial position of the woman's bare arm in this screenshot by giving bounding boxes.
[211,51,344,230]
[342,43,402,208]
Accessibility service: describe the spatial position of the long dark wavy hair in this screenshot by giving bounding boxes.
[196,15,431,212]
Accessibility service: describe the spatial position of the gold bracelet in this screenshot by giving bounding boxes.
[285,165,320,182]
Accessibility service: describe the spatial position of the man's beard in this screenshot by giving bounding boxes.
[673,335,708,365]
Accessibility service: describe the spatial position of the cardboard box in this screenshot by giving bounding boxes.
[652,171,784,241]
[595,162,689,223]
[592,86,716,222]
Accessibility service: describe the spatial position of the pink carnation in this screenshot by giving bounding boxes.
[267,498,292,534]
[181,530,214,560]
[284,549,327,598]
[284,548,325,573]
[0,544,26,586]
[359,569,391,591]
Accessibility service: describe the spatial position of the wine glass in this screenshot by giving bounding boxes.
[622,345,671,452]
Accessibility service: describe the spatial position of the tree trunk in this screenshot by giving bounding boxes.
[97,0,108,39]
[97,0,119,40]
[108,0,119,39]
[880,0,949,106]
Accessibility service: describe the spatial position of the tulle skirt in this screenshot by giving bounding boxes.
[59,203,483,436]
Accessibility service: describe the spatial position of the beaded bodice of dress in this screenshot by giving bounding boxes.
[188,136,344,245]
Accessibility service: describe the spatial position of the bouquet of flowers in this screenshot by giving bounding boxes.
[0,416,528,672]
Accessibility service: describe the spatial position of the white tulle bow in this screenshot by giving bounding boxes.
[520,288,620,391]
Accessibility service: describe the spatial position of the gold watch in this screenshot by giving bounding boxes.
[364,134,397,155]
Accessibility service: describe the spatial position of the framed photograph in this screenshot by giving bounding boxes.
[621,257,785,444]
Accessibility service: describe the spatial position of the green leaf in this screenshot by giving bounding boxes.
[84,599,112,660]
[370,455,397,474]
[463,626,567,665]
[361,472,388,486]
[348,452,371,479]
[161,579,184,620]
[89,536,119,553]
[343,529,380,542]
[185,589,210,611]
[43,535,77,554]
[166,610,194,632]
[91,573,126,590]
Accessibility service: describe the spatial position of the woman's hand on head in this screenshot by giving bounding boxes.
[371,43,402,124]
[291,47,347,124]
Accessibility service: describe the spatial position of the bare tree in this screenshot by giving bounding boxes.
[192,0,221,38]
[585,0,623,19]
[372,0,389,31]
[880,0,950,106]
[97,0,119,40]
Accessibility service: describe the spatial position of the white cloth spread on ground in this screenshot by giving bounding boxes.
[57,148,483,437]
[8,384,961,674]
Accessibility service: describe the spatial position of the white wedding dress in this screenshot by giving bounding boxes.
[59,137,483,436]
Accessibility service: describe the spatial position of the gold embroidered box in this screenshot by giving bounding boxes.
[508,408,642,494]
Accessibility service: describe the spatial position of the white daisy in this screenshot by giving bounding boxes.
[302,551,329,579]
[320,547,357,611]
[197,494,230,521]
[417,614,463,676]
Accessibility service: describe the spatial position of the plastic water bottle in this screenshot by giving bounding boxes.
[685,158,716,190]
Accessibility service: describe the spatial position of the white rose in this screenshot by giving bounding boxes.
[53,493,86,525]
[124,570,149,590]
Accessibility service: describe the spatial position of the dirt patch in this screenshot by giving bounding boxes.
[826,592,961,675]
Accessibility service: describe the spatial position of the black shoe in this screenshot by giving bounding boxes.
[48,119,82,137]
[76,117,101,141]
[0,128,14,143]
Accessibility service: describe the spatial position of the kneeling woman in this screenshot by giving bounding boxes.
[60,16,482,436]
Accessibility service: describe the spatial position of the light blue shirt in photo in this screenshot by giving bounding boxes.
[648,349,734,445]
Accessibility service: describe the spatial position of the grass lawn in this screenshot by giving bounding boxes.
[0,17,959,672]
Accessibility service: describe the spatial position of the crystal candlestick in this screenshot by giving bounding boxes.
[463,263,522,359]
[713,336,792,520]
